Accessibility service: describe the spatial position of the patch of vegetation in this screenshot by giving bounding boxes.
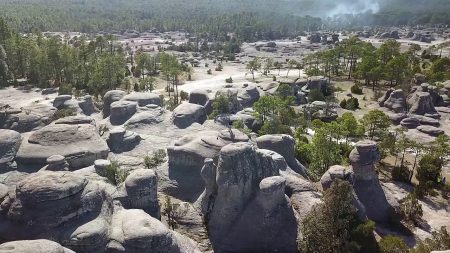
[225,76,233,83]
[398,193,423,228]
[104,160,128,185]
[350,84,363,95]
[50,108,76,122]
[144,149,167,169]
[379,236,409,253]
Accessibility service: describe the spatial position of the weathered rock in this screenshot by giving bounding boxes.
[237,83,260,108]
[413,73,427,85]
[0,240,75,253]
[110,101,138,125]
[409,92,440,118]
[107,208,200,253]
[123,92,161,107]
[125,107,165,128]
[199,143,298,253]
[417,125,444,136]
[78,95,97,115]
[256,134,308,177]
[15,123,109,170]
[230,108,261,132]
[350,141,398,223]
[115,169,160,218]
[413,115,440,126]
[0,130,22,171]
[400,117,420,129]
[103,90,126,117]
[389,113,407,125]
[53,95,73,109]
[0,105,56,133]
[166,129,249,201]
[107,127,141,152]
[383,89,407,113]
[171,103,206,128]
[40,155,69,171]
[188,89,212,114]
[378,88,393,107]
[320,165,353,190]
[53,115,95,125]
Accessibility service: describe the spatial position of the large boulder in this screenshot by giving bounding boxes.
[107,127,141,152]
[236,83,260,108]
[188,89,212,114]
[382,89,407,113]
[15,123,109,170]
[115,169,160,218]
[0,130,22,171]
[0,240,75,253]
[103,90,126,117]
[417,125,444,136]
[0,105,56,133]
[1,171,112,252]
[409,92,440,118]
[125,106,165,129]
[110,101,138,125]
[198,143,298,253]
[166,129,249,201]
[350,141,398,223]
[256,134,308,177]
[123,92,161,107]
[171,103,207,128]
[400,117,420,129]
[107,208,200,253]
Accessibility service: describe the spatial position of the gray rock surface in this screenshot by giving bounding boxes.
[171,103,207,128]
[256,134,308,177]
[0,104,56,133]
[0,130,22,171]
[0,240,75,253]
[198,142,298,253]
[382,89,407,113]
[350,141,398,223]
[417,125,444,136]
[409,92,440,118]
[15,123,109,170]
[400,117,421,129]
[110,101,138,125]
[103,90,126,117]
[107,127,141,152]
[40,155,69,171]
[123,92,161,107]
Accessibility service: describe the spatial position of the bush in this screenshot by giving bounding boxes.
[351,84,363,95]
[308,89,325,102]
[416,154,442,193]
[180,90,189,101]
[225,77,233,83]
[272,76,277,81]
[379,236,409,253]
[58,83,73,95]
[411,227,450,253]
[392,165,410,183]
[340,97,360,111]
[104,160,128,185]
[50,108,77,122]
[215,63,223,71]
[207,69,212,75]
[144,149,167,169]
[398,193,423,227]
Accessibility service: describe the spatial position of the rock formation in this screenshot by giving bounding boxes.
[408,92,440,118]
[0,130,21,171]
[197,142,298,253]
[103,90,126,117]
[171,103,207,128]
[350,141,398,223]
[380,89,407,113]
[107,127,141,152]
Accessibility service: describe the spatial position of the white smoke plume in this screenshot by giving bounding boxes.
[326,0,380,16]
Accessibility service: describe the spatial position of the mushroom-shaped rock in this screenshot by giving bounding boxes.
[40,155,69,171]
[15,123,109,170]
[256,134,308,177]
[123,92,161,107]
[350,141,398,223]
[110,101,138,125]
[172,103,207,128]
[119,169,160,218]
[0,240,75,253]
[417,125,444,136]
[383,89,407,113]
[107,208,200,253]
[107,127,141,152]
[0,129,22,171]
[258,176,286,210]
[125,106,165,129]
[103,90,126,117]
[409,92,440,118]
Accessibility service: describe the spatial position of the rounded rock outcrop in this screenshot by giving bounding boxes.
[103,90,126,117]
[110,101,138,125]
[171,103,207,128]
[123,92,161,107]
[0,129,22,171]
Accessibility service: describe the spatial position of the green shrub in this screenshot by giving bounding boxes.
[379,236,409,253]
[207,69,212,75]
[144,149,167,169]
[308,89,325,102]
[58,83,73,95]
[392,165,410,183]
[50,108,77,122]
[398,193,423,227]
[225,77,233,83]
[104,160,128,185]
[411,227,450,253]
[351,84,363,95]
[180,90,189,101]
[232,120,251,135]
